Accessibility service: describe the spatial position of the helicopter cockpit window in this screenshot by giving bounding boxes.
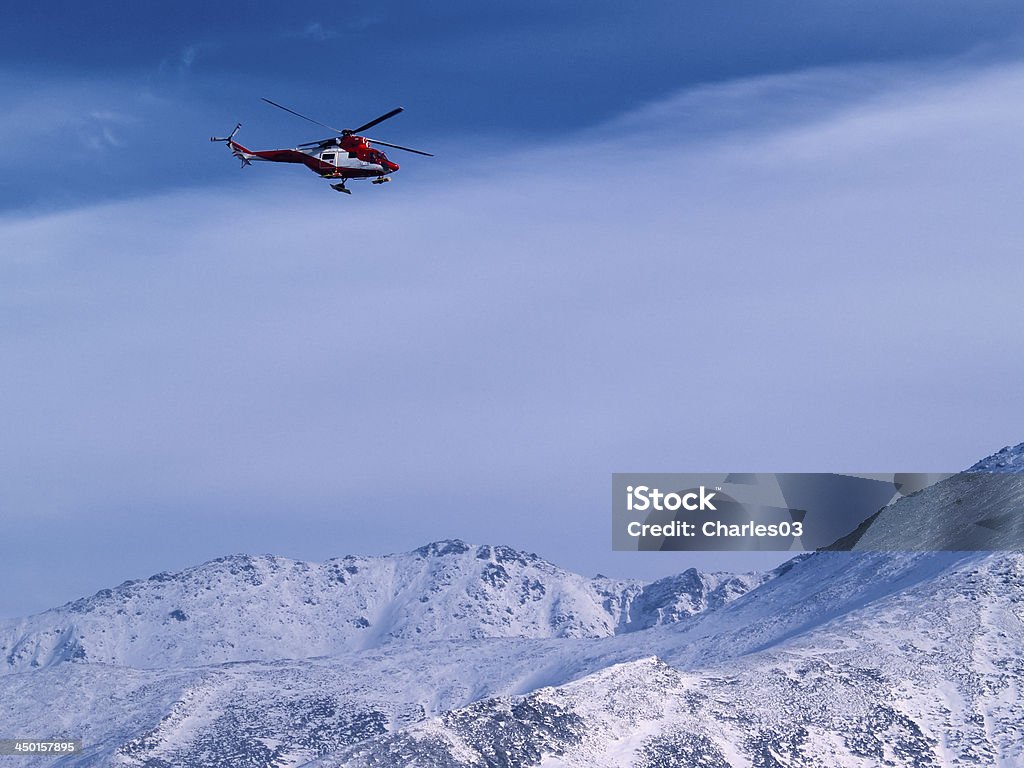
[348,152,358,159]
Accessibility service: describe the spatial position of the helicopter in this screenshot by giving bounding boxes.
[211,98,432,194]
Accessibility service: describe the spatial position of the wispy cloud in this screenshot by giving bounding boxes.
[0,81,140,152]
[290,16,382,42]
[0,73,216,209]
[157,43,206,76]
[180,44,200,70]
[299,22,337,42]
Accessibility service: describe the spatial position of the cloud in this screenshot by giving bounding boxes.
[0,77,151,156]
[299,22,338,42]
[292,17,381,42]
[156,43,207,76]
[181,45,199,68]
[3,58,1024,613]
[0,73,223,210]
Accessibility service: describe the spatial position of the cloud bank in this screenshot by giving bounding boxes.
[3,60,1024,615]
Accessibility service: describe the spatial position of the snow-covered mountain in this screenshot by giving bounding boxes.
[0,540,768,673]
[1,442,1023,767]
[315,548,1024,767]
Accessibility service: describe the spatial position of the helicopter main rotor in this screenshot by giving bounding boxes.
[260,98,433,156]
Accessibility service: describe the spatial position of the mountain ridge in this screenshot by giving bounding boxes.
[0,538,771,674]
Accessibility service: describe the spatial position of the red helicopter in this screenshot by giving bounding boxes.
[211,98,432,194]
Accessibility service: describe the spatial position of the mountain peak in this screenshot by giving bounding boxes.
[412,539,472,557]
[969,442,1024,472]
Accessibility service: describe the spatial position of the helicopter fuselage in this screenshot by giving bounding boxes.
[228,134,399,180]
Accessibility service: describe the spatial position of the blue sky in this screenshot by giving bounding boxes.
[3,3,1024,616]
[5,1,1024,210]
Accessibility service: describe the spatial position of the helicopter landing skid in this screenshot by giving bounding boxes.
[330,182,352,194]
[372,177,392,185]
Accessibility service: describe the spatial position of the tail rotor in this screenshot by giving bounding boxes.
[209,123,242,144]
[210,124,250,167]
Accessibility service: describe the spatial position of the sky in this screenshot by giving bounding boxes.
[3,2,1024,617]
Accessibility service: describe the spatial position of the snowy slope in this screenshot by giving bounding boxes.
[314,550,1024,767]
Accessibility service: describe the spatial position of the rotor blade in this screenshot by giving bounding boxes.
[350,107,404,135]
[261,98,345,134]
[364,137,434,157]
[296,138,340,148]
